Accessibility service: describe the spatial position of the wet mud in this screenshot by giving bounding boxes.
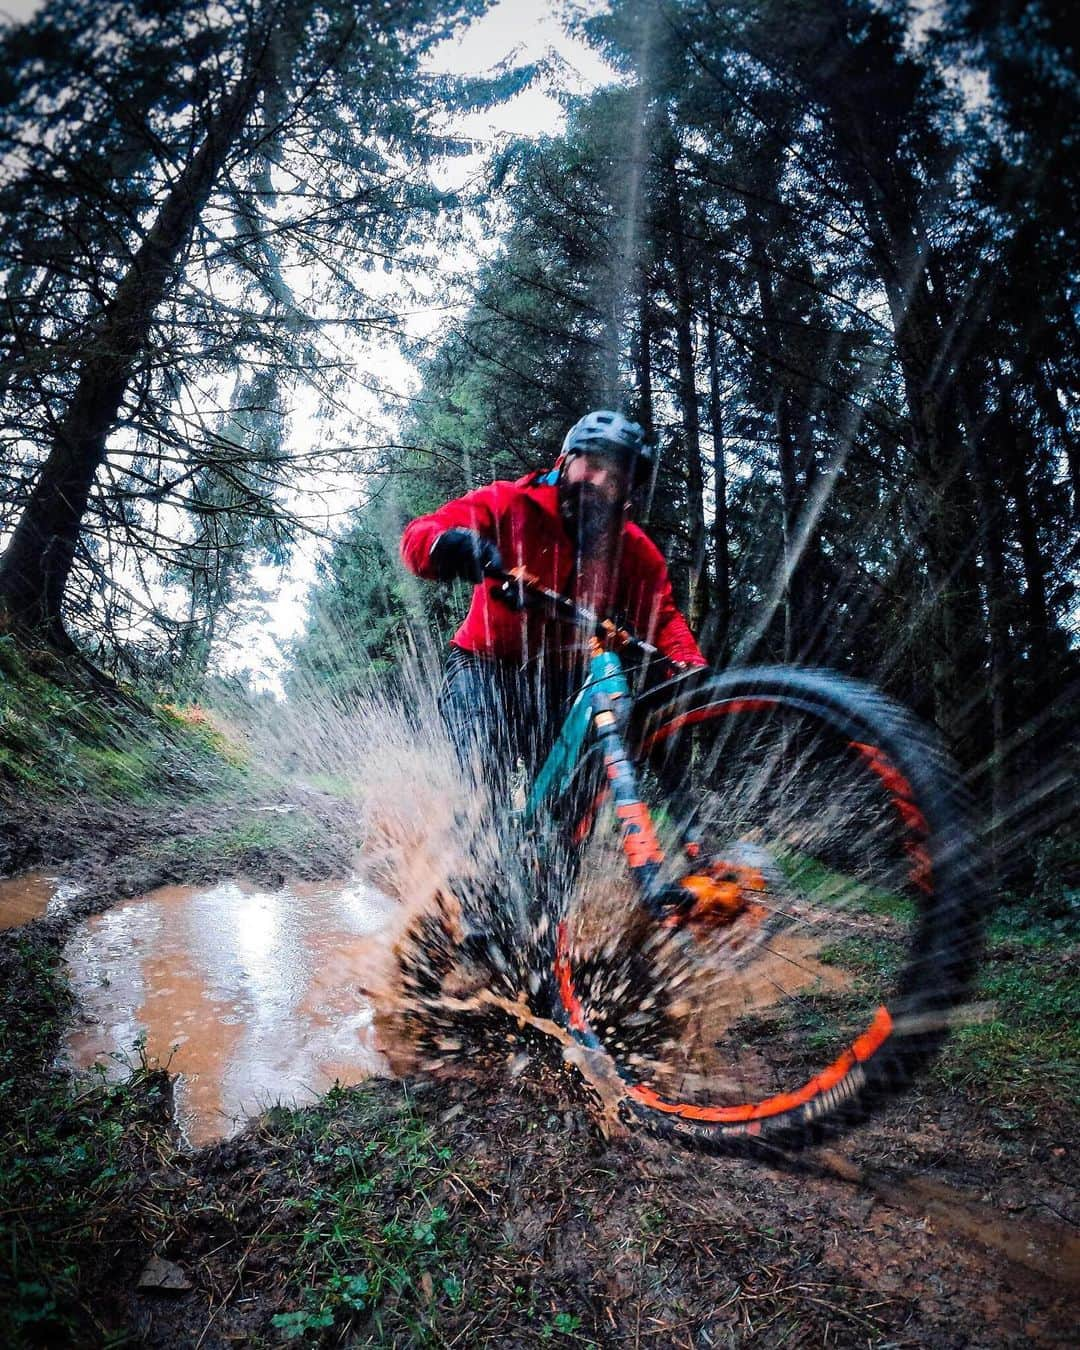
[882,1172,1080,1286]
[3,708,1075,1346]
[815,1149,1080,1289]
[107,1076,1078,1348]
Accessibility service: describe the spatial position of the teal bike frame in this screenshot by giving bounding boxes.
[524,646,630,818]
[485,561,673,914]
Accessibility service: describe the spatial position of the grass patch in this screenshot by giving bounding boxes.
[934,910,1080,1112]
[0,930,173,1346]
[294,770,360,797]
[0,633,242,806]
[141,811,341,875]
[778,851,916,922]
[259,1088,472,1343]
[818,934,904,982]
[818,903,1080,1115]
[0,922,476,1347]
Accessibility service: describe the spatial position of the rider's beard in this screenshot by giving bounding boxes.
[558,483,621,561]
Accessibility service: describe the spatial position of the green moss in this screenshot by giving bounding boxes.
[0,636,242,805]
[818,935,904,986]
[299,770,359,796]
[777,851,916,922]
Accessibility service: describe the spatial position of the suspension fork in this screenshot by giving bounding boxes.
[585,645,671,916]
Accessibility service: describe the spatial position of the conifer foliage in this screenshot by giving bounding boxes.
[296,0,1075,878]
[0,0,492,668]
[1,0,1074,878]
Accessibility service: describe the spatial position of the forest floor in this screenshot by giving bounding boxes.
[1,784,1078,1348]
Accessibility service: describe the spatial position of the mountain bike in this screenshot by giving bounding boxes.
[411,565,987,1154]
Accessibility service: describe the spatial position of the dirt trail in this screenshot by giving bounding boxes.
[2,745,1076,1346]
[103,1074,1076,1348]
[814,1149,1080,1288]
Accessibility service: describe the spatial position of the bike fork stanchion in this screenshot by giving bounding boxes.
[590,687,670,915]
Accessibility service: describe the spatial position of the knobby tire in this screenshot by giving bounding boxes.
[550,667,987,1153]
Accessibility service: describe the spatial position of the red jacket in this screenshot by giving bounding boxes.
[400,473,706,669]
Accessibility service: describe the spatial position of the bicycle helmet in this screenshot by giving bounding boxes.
[558,409,654,487]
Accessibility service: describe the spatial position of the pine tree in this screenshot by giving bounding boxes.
[0,0,494,660]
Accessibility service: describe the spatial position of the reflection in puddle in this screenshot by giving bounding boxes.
[62,878,397,1146]
[0,872,80,930]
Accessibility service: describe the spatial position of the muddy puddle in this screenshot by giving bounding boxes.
[0,871,80,930]
[62,877,399,1146]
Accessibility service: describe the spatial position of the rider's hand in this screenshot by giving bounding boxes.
[428,528,503,584]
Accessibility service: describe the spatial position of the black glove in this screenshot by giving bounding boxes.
[428,527,503,583]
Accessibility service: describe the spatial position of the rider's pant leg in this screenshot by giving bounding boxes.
[438,647,516,783]
[438,648,565,786]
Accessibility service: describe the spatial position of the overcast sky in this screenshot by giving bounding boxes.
[237,3,615,692]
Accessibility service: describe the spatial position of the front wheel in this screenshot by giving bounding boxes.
[553,667,987,1152]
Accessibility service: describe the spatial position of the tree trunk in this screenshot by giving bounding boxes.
[996,373,1053,663]
[667,165,708,632]
[961,384,1014,878]
[861,174,982,747]
[746,213,803,663]
[0,15,280,643]
[634,277,655,441]
[703,301,730,663]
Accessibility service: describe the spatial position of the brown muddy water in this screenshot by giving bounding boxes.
[61,877,399,1147]
[0,871,81,929]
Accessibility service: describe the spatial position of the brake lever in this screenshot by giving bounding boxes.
[491,576,538,611]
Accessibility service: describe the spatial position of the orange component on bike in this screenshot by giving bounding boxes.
[554,921,588,1033]
[905,842,933,894]
[674,861,769,926]
[572,788,609,845]
[678,873,744,918]
[641,699,779,751]
[627,1005,894,1123]
[615,801,664,868]
[850,740,916,804]
[851,741,934,892]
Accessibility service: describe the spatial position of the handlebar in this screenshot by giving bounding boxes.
[483,563,660,659]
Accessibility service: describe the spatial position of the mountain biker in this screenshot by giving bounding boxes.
[400,410,707,778]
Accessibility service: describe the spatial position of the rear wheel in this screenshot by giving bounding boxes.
[552,667,986,1151]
